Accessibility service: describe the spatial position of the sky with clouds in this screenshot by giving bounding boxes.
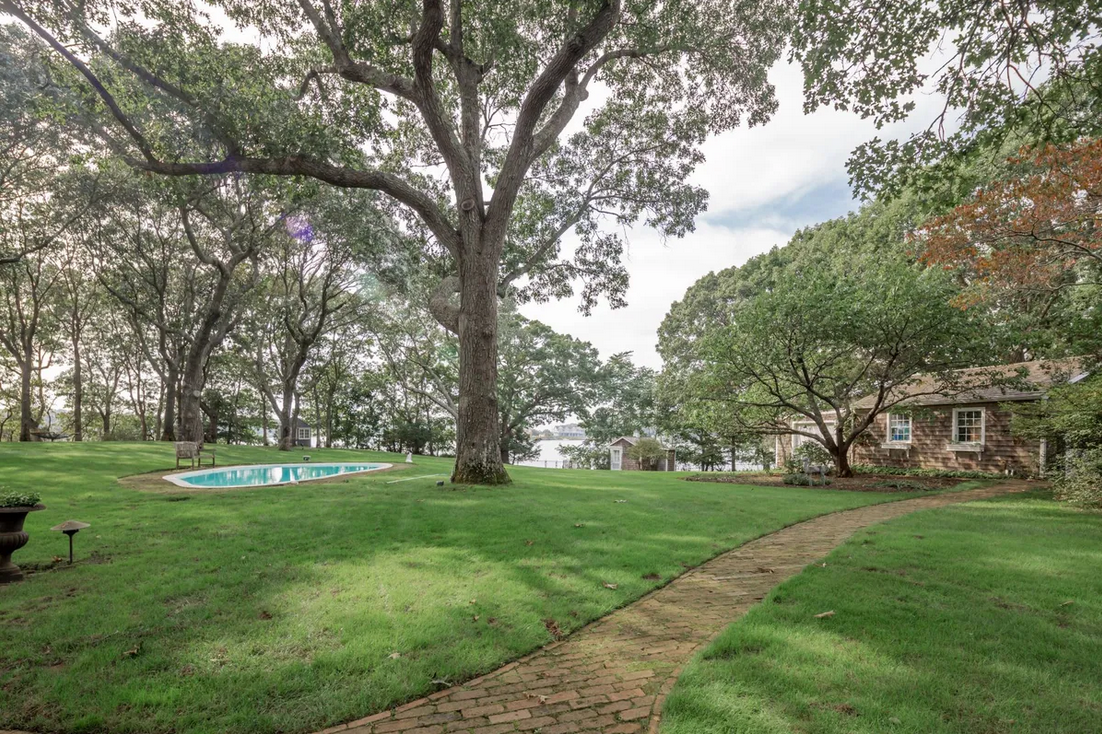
[519,59,947,370]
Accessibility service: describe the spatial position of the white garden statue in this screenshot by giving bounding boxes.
[405,452,413,464]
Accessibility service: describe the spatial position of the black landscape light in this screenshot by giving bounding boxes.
[51,520,90,565]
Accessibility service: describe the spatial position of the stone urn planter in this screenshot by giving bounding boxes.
[0,504,45,584]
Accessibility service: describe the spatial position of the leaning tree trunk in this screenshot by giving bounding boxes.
[71,338,83,441]
[452,252,510,485]
[18,350,33,442]
[161,364,179,441]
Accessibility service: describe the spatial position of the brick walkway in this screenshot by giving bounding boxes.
[314,481,1027,734]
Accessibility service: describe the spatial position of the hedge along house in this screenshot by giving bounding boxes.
[608,436,677,471]
[849,358,1088,475]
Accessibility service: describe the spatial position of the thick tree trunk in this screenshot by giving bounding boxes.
[72,339,83,441]
[834,445,853,478]
[18,350,34,442]
[154,380,165,441]
[277,391,293,451]
[178,364,204,443]
[161,364,178,441]
[451,252,510,485]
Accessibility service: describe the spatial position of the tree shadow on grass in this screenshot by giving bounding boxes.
[661,495,1102,734]
[0,451,899,734]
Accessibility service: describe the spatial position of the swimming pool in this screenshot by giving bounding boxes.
[164,462,392,489]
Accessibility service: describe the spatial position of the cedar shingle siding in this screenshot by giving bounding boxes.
[851,401,1041,474]
[774,358,1087,476]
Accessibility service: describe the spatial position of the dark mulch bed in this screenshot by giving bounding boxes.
[684,473,965,493]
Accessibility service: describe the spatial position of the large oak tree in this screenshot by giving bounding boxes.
[3,0,787,483]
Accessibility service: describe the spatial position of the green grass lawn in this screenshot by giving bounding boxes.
[661,491,1102,734]
[0,442,918,734]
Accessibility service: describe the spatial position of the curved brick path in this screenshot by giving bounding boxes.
[313,481,1028,734]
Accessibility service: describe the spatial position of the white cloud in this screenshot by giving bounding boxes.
[522,222,789,369]
[522,56,955,370]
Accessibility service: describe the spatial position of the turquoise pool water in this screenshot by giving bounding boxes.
[165,462,391,488]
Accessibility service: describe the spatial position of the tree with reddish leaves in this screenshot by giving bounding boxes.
[919,138,1102,305]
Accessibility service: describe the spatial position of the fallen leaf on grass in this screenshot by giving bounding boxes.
[614,499,627,503]
[258,610,272,620]
[51,556,64,564]
[524,540,535,546]
[469,599,477,604]
[889,716,902,725]
[603,582,618,590]
[814,610,835,619]
[472,615,480,622]
[642,573,661,581]
[756,567,775,574]
[387,652,401,659]
[1059,600,1074,607]
[487,617,498,625]
[122,644,142,658]
[573,523,585,528]
[543,618,563,639]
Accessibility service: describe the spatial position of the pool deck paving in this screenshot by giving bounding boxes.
[307,480,1029,734]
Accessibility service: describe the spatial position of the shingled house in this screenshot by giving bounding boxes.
[776,358,1088,475]
[608,436,677,471]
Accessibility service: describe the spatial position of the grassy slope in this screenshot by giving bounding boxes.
[661,491,1102,734]
[0,443,910,734]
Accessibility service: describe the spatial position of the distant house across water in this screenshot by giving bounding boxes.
[551,423,586,439]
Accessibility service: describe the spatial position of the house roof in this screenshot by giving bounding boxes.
[608,436,672,450]
[854,357,1089,409]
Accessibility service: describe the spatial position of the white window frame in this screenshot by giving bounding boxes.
[610,446,623,471]
[885,413,912,445]
[297,426,311,441]
[950,407,985,448]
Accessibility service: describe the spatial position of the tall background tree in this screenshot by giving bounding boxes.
[244,190,387,450]
[660,202,986,476]
[4,0,789,483]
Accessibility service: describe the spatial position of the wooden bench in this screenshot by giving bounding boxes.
[175,442,216,469]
